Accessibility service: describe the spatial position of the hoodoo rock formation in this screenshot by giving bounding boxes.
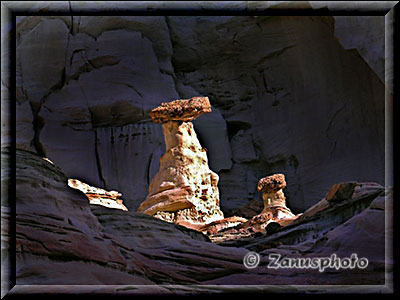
[10,13,387,214]
[137,97,225,228]
[204,174,302,242]
[257,174,299,225]
[4,7,393,293]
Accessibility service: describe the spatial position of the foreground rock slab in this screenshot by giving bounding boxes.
[10,149,249,286]
[3,148,390,291]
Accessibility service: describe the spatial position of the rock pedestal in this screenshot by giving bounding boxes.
[137,97,225,227]
[257,174,296,222]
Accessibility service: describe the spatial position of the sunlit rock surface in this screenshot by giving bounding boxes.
[149,97,212,123]
[68,178,128,211]
[138,97,225,227]
[257,174,297,221]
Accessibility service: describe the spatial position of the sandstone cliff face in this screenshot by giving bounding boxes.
[167,15,385,214]
[13,14,385,215]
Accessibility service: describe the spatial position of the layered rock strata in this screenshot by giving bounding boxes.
[208,174,301,240]
[68,178,128,211]
[257,174,298,223]
[137,97,225,227]
[210,181,387,245]
[5,148,390,288]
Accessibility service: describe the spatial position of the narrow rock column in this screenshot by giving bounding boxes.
[137,97,224,227]
[257,174,296,221]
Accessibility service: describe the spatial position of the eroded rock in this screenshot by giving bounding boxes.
[258,174,298,223]
[6,147,390,287]
[68,178,128,211]
[138,97,225,227]
[10,148,249,285]
[149,96,212,123]
[14,15,386,216]
[207,173,301,242]
[324,182,357,203]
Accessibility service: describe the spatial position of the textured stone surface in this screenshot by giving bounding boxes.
[138,102,225,226]
[166,15,385,215]
[207,193,388,286]
[214,181,386,248]
[37,27,178,191]
[333,16,385,84]
[1,147,390,292]
[193,107,232,172]
[218,164,257,213]
[324,182,357,203]
[13,149,152,284]
[257,173,286,193]
[228,199,264,219]
[68,178,128,211]
[149,97,212,123]
[16,18,70,107]
[16,100,35,151]
[14,13,385,215]
[2,3,394,295]
[230,130,258,163]
[10,148,250,285]
[256,174,298,224]
[95,123,164,211]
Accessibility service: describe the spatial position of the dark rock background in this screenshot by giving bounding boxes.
[14,14,385,215]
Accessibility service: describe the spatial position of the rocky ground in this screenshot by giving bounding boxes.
[1,148,392,294]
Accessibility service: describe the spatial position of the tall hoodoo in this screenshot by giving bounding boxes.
[137,97,224,227]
